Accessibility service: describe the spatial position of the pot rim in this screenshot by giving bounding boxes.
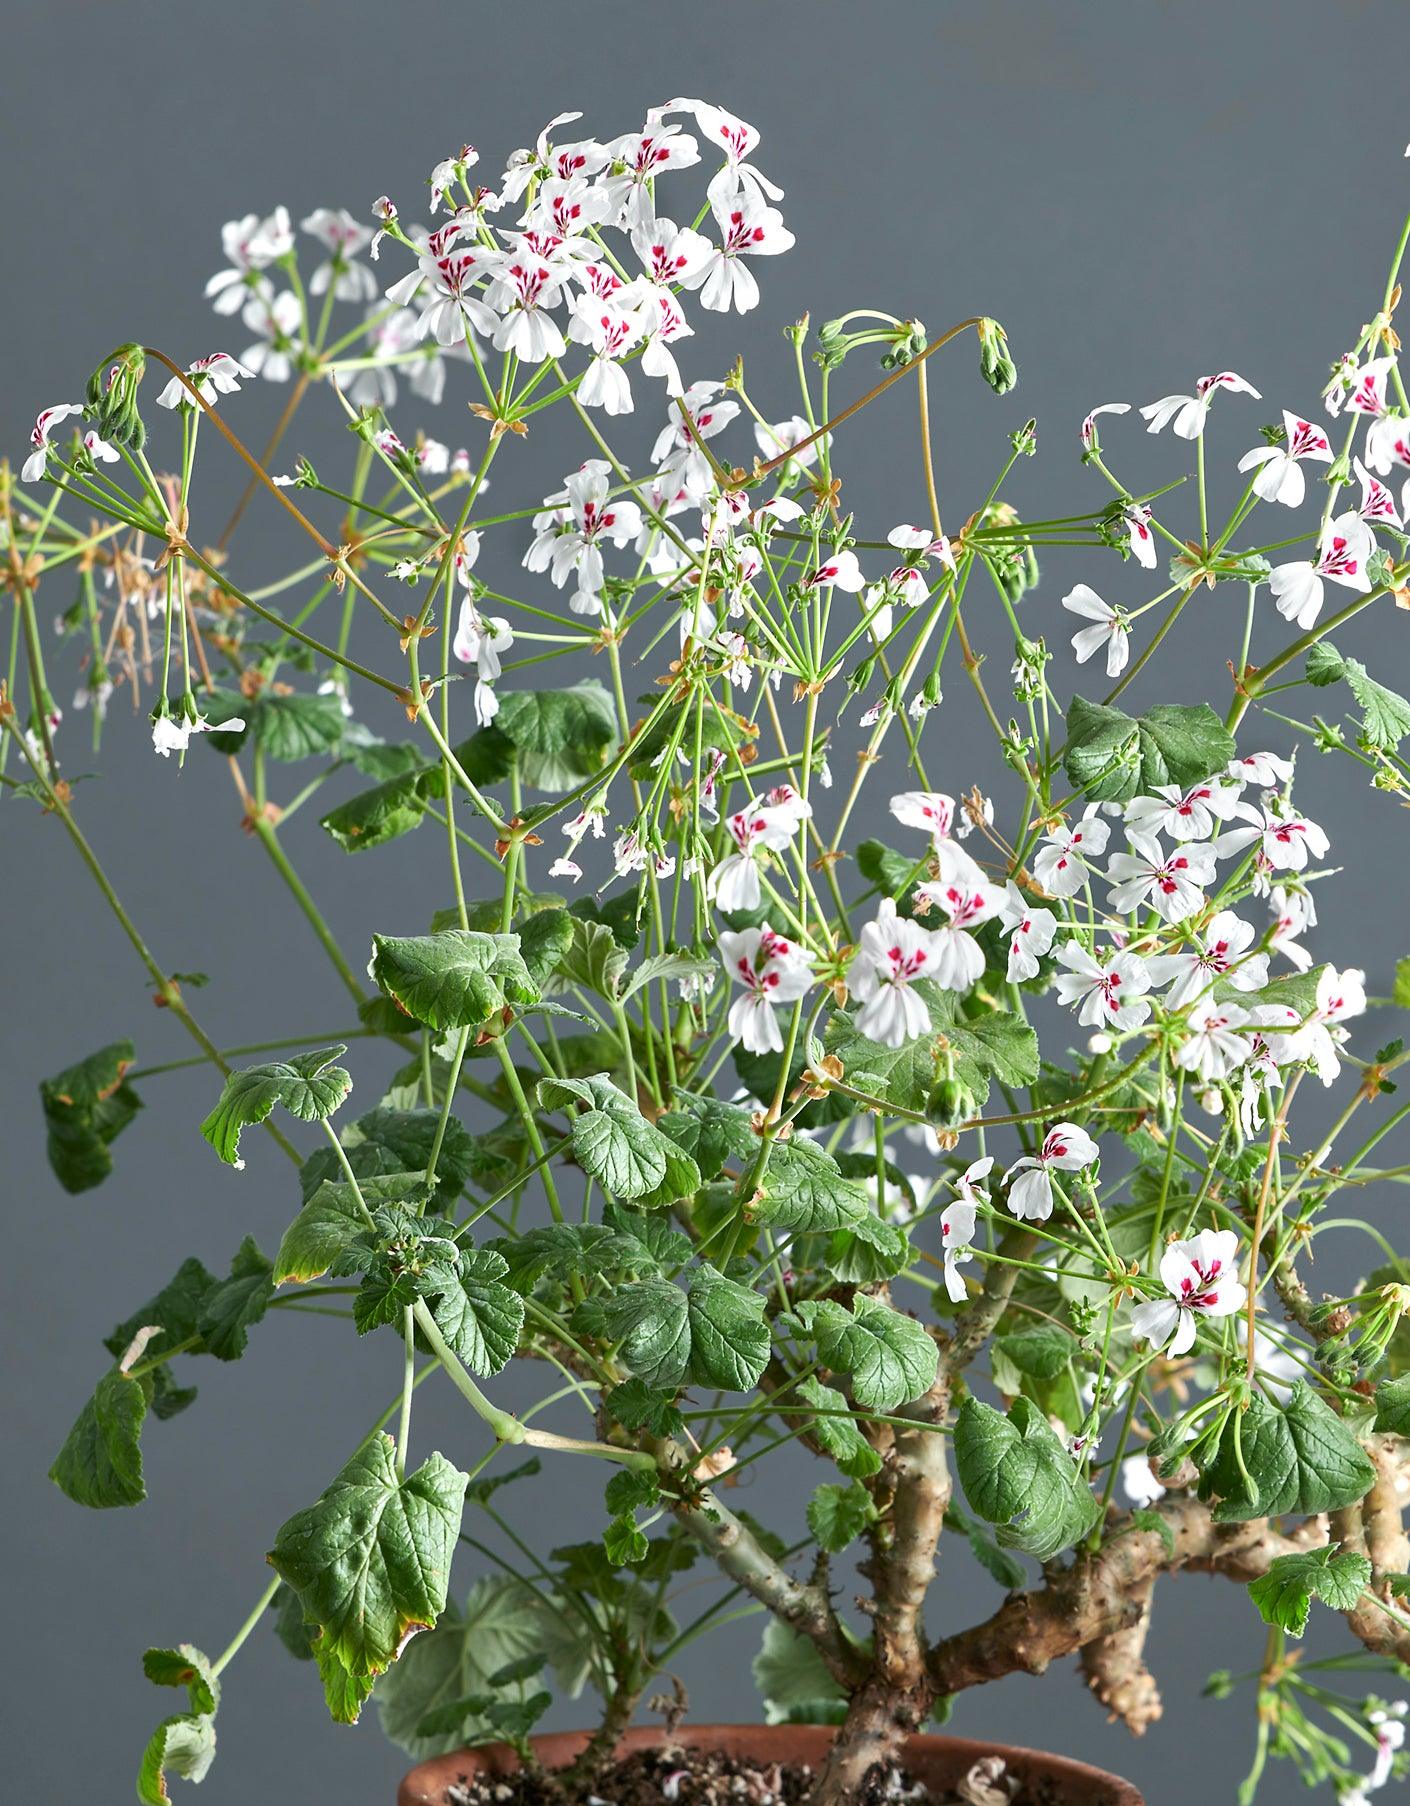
[397,1721,1144,1806]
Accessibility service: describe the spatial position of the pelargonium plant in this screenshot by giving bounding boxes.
[13,97,1410,1806]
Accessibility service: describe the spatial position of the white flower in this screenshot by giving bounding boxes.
[1054,942,1155,1031]
[204,207,293,314]
[82,431,120,466]
[240,289,303,382]
[1217,801,1329,871]
[1079,401,1130,451]
[1120,1454,1165,1508]
[1173,1000,1253,1083]
[1145,910,1269,1007]
[21,404,85,483]
[718,925,813,1054]
[485,254,567,362]
[1062,584,1129,676]
[151,701,245,759]
[1355,454,1402,526]
[1139,371,1260,438]
[599,121,700,229]
[999,881,1056,982]
[1032,812,1110,899]
[1345,355,1397,419]
[1121,504,1157,568]
[1363,411,1410,476]
[524,460,643,614]
[1290,965,1367,1085]
[302,206,376,301]
[1226,749,1294,789]
[939,1159,993,1303]
[650,381,739,499]
[754,414,826,470]
[387,240,499,347]
[1004,1123,1100,1222]
[155,352,255,410]
[1125,778,1240,843]
[804,547,865,592]
[913,871,1004,991]
[1268,883,1316,972]
[452,597,513,726]
[850,899,944,1048]
[1130,1229,1246,1358]
[663,98,784,207]
[1267,511,1374,630]
[684,188,794,315]
[1106,834,1216,924]
[1236,410,1333,507]
[569,295,644,415]
[707,787,811,912]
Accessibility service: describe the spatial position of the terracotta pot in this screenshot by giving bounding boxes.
[398,1722,1143,1806]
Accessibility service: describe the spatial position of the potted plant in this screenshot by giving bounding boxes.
[14,96,1410,1806]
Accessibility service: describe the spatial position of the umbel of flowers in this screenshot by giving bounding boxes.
[10,97,1410,1806]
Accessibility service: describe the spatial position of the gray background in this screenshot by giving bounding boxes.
[6,2,1410,1800]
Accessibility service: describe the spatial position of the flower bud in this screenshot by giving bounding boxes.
[977,318,1018,395]
[928,1075,978,1128]
[1086,1032,1112,1055]
[87,345,148,451]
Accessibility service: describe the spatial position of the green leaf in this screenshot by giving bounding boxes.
[1196,1382,1376,1523]
[201,1046,352,1166]
[856,839,924,908]
[1305,642,1345,687]
[369,930,537,1032]
[582,1279,691,1391]
[753,1620,849,1727]
[249,690,347,761]
[753,1138,868,1234]
[1247,1544,1373,1637]
[50,1368,147,1508]
[799,1376,881,1479]
[686,1270,770,1391]
[618,951,718,1004]
[558,914,630,1000]
[137,1713,217,1803]
[805,1295,938,1412]
[953,1396,1098,1560]
[945,1504,1028,1591]
[603,1515,650,1566]
[142,1643,219,1716]
[376,1576,554,1759]
[425,1250,525,1377]
[269,1435,468,1700]
[807,1481,876,1554]
[40,1040,142,1194]
[1394,959,1410,1012]
[271,1584,316,1660]
[137,1642,220,1799]
[992,1324,1076,1381]
[104,1257,217,1372]
[657,1097,755,1180]
[274,1178,399,1284]
[198,1237,275,1360]
[321,769,426,853]
[340,730,424,782]
[537,1074,700,1204]
[1374,1374,1410,1435]
[299,1108,486,1214]
[1063,696,1235,802]
[494,681,617,791]
[517,908,575,988]
[604,1379,685,1439]
[1345,658,1410,751]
